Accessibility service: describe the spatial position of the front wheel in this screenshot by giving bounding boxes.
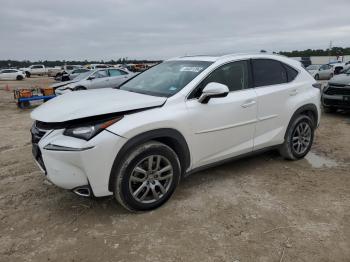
[314,74,319,80]
[16,75,23,80]
[113,141,181,211]
[279,115,315,160]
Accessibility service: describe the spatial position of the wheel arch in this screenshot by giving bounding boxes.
[108,128,191,192]
[285,103,319,139]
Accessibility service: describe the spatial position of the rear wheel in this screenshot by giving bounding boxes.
[279,115,314,160]
[314,74,319,80]
[113,141,181,211]
[16,75,23,80]
[25,72,31,78]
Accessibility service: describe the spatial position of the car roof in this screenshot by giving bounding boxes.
[167,53,302,68]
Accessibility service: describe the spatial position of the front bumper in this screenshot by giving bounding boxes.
[31,126,126,197]
[322,94,350,109]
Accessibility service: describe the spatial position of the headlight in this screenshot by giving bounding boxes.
[63,117,123,140]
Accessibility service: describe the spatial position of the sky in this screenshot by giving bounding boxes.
[1,0,350,61]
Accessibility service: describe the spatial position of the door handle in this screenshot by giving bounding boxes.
[290,89,298,96]
[241,100,256,108]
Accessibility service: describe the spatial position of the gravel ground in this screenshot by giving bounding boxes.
[0,77,349,262]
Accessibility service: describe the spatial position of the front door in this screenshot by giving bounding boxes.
[186,60,257,168]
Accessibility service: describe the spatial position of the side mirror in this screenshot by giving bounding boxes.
[88,75,95,80]
[198,82,229,104]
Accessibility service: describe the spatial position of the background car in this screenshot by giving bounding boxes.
[313,63,346,80]
[54,68,133,94]
[322,66,350,112]
[0,69,26,80]
[306,64,321,75]
[61,68,90,81]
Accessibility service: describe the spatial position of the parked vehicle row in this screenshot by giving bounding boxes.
[51,68,134,95]
[30,54,321,211]
[306,62,349,80]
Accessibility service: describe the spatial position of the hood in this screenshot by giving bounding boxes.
[328,74,350,85]
[50,79,79,89]
[31,88,167,123]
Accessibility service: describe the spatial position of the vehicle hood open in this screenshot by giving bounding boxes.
[31,88,167,123]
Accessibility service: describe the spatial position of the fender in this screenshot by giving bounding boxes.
[108,128,191,191]
[285,103,319,139]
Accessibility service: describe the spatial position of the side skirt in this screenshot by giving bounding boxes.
[184,145,281,177]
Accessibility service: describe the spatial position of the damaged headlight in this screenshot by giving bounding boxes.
[63,116,123,140]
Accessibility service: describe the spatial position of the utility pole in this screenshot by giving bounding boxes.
[328,41,332,63]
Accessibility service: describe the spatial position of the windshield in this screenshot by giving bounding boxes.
[74,71,93,81]
[307,65,320,70]
[119,61,212,97]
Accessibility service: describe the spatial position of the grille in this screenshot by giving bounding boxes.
[325,86,350,96]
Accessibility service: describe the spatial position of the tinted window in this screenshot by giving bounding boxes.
[282,63,298,82]
[32,65,43,69]
[190,60,250,98]
[252,59,287,87]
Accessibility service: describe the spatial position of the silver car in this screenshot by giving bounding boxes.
[61,68,91,81]
[312,63,346,80]
[53,68,133,95]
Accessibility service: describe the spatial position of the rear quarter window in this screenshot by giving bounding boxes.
[252,59,287,87]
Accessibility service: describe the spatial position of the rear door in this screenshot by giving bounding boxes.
[89,70,109,89]
[186,60,258,168]
[252,59,299,150]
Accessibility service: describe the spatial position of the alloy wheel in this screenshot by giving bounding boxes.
[292,121,312,155]
[129,155,173,204]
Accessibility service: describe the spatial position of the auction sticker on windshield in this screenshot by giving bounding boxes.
[180,67,203,73]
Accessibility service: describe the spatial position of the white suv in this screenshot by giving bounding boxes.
[30,54,321,211]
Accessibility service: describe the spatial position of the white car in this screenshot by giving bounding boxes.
[0,69,26,80]
[30,54,321,211]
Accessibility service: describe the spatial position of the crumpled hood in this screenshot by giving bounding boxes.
[50,79,78,89]
[31,88,166,123]
[329,74,350,85]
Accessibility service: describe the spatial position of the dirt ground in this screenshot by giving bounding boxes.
[0,77,349,262]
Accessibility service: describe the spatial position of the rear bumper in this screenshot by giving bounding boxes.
[322,94,350,109]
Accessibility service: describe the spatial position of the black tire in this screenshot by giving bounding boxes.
[329,73,334,79]
[323,106,337,113]
[279,115,315,160]
[314,74,319,80]
[25,72,31,78]
[16,75,23,81]
[113,141,181,211]
[18,101,30,109]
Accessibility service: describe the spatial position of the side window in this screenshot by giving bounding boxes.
[252,59,287,87]
[108,69,122,77]
[282,63,298,82]
[118,69,128,75]
[93,70,108,78]
[191,60,250,98]
[32,65,43,69]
